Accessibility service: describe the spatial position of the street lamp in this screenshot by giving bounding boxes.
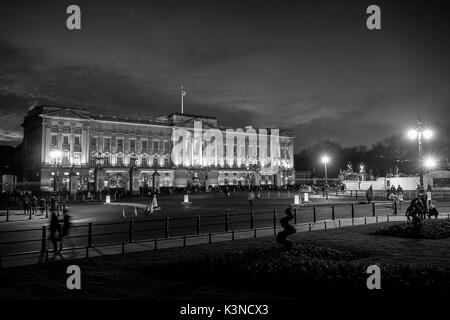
[94,152,105,194]
[152,154,160,193]
[424,157,437,170]
[49,149,62,193]
[407,119,433,188]
[321,155,330,185]
[129,153,138,195]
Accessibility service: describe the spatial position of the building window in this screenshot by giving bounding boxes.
[74,136,80,146]
[90,137,97,151]
[51,135,58,147]
[153,141,159,154]
[130,139,136,152]
[153,157,159,167]
[117,155,123,167]
[164,157,169,167]
[141,157,148,167]
[117,139,123,152]
[164,141,169,154]
[103,155,110,167]
[104,138,111,152]
[141,140,148,153]
[62,136,70,151]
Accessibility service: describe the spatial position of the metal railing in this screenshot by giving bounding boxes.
[2,201,449,268]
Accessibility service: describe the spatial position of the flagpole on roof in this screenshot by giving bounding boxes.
[181,85,185,114]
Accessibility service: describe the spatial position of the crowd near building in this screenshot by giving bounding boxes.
[19,106,295,195]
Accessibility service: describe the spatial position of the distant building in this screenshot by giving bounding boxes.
[20,106,295,193]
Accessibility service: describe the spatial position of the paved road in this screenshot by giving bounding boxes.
[1,192,449,256]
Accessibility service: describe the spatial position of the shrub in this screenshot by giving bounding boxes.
[373,219,450,239]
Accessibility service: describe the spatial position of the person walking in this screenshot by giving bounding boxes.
[248,189,255,209]
[48,212,61,254]
[59,210,72,252]
[365,185,374,204]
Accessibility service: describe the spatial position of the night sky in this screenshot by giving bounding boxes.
[0,0,449,150]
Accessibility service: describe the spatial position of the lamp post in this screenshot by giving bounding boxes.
[94,152,105,194]
[129,153,138,195]
[152,154,160,193]
[49,150,62,194]
[321,155,330,185]
[407,120,433,189]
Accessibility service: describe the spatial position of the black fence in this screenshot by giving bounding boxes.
[3,200,449,268]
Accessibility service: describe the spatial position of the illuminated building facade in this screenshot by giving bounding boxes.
[21,106,295,193]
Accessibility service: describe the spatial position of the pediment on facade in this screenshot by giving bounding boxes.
[44,108,91,120]
[173,118,217,130]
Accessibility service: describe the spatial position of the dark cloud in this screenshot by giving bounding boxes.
[0,0,449,150]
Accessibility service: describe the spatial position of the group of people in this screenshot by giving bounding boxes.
[406,189,439,221]
[48,209,72,254]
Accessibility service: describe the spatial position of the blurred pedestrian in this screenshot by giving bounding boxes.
[48,212,61,254]
[59,210,72,252]
[248,189,255,209]
[365,185,373,204]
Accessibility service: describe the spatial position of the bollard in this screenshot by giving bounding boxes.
[232,230,235,241]
[40,226,47,253]
[372,202,376,217]
[165,216,170,238]
[6,204,9,222]
[254,229,257,238]
[225,212,230,232]
[250,210,254,229]
[154,238,158,250]
[273,210,277,236]
[376,216,379,223]
[308,223,311,231]
[88,223,93,247]
[339,220,341,228]
[128,219,134,243]
[45,250,49,263]
[351,204,355,219]
[364,217,367,224]
[86,246,89,258]
[209,233,212,244]
[29,207,32,220]
[183,235,186,247]
[326,191,328,200]
[121,242,125,254]
[196,215,201,235]
[356,191,358,199]
[332,205,335,220]
[324,221,327,229]
[394,201,398,215]
[294,208,298,225]
[313,206,316,222]
[387,215,390,222]
[45,202,48,218]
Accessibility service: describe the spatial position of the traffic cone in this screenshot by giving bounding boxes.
[122,208,126,218]
[134,207,138,216]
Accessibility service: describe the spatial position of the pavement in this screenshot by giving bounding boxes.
[0,214,419,268]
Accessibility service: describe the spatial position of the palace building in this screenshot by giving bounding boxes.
[21,106,295,194]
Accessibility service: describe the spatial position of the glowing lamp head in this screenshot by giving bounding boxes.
[407,129,418,140]
[424,157,436,169]
[423,129,433,140]
[321,156,330,164]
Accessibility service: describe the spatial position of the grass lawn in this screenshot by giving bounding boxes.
[1,222,449,300]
